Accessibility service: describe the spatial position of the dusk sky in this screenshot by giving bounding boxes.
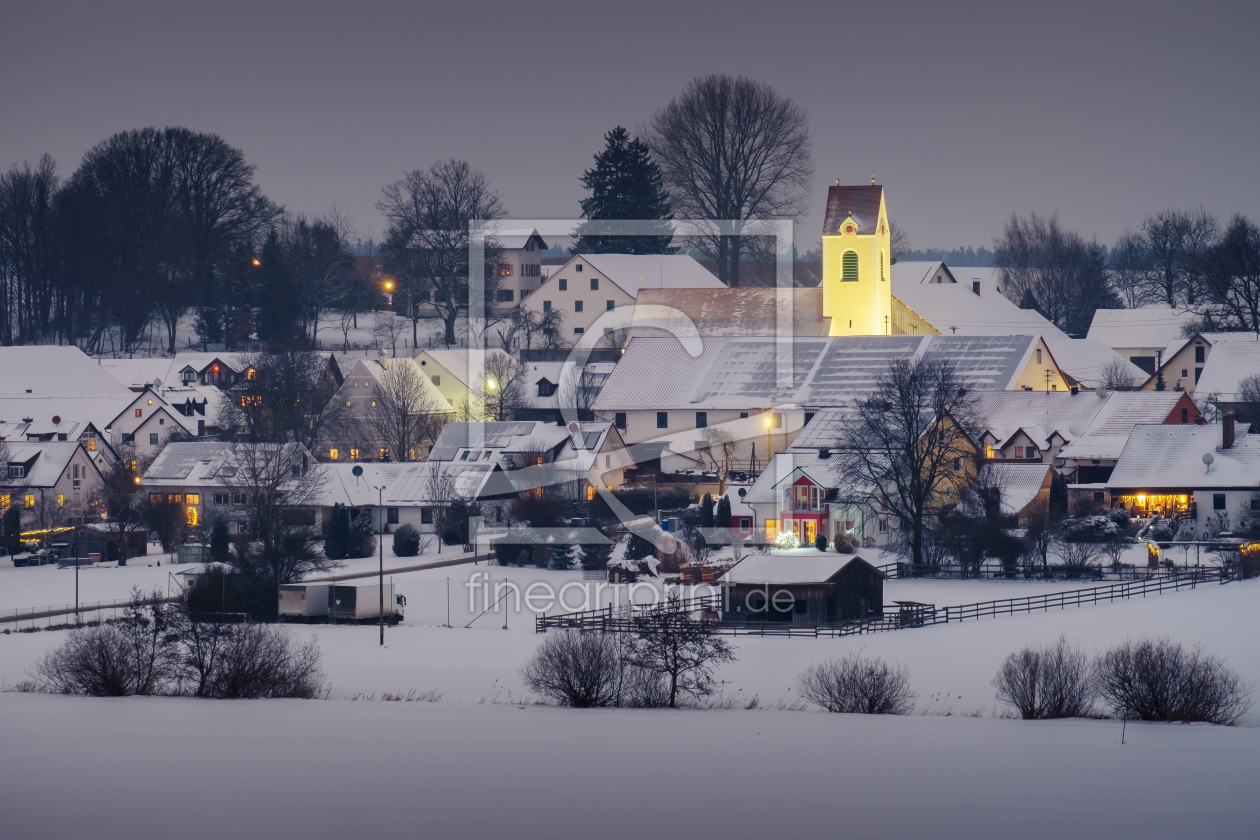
[3,0,1257,251]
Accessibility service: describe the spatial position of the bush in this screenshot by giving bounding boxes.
[1060,515,1121,543]
[797,654,917,714]
[1148,525,1174,542]
[349,509,376,558]
[1094,638,1253,725]
[442,529,461,546]
[774,531,799,550]
[205,624,324,699]
[325,503,350,560]
[1107,509,1131,528]
[521,631,624,707]
[392,524,421,557]
[993,636,1096,719]
[833,533,859,554]
[814,532,828,551]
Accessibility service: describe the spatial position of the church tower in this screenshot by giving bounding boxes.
[821,181,892,336]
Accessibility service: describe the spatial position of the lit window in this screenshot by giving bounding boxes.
[350,449,359,461]
[346,401,351,406]
[500,263,512,277]
[0,494,7,508]
[186,494,199,506]
[87,438,96,451]
[985,446,995,458]
[24,494,35,507]
[379,449,389,460]
[329,448,339,460]
[147,399,153,405]
[57,494,65,507]
[587,486,596,501]
[135,408,142,417]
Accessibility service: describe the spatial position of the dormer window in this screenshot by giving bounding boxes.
[536,379,557,397]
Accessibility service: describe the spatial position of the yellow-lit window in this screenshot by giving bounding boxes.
[586,486,596,501]
[346,400,351,407]
[186,494,200,506]
[57,494,65,507]
[87,438,96,451]
[0,494,8,509]
[24,494,35,508]
[350,448,359,461]
[379,448,389,460]
[186,506,198,526]
[150,493,163,503]
[371,400,376,407]
[147,399,153,405]
[764,519,779,540]
[985,446,995,458]
[500,263,512,276]
[246,368,257,381]
[168,494,183,504]
[329,448,339,460]
[135,408,142,417]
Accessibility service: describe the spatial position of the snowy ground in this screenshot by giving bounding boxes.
[3,556,1256,838]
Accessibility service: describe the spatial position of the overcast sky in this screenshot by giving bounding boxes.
[2,0,1257,252]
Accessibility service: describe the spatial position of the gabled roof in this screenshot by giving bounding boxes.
[493,228,548,250]
[822,184,883,237]
[630,287,831,337]
[1192,338,1260,400]
[719,553,883,585]
[744,451,840,504]
[0,346,129,397]
[1086,305,1198,351]
[968,390,1111,451]
[0,395,134,432]
[978,462,1052,516]
[97,357,180,390]
[1042,338,1147,389]
[592,335,1043,411]
[1107,426,1260,490]
[1058,392,1192,461]
[428,421,570,462]
[561,254,725,296]
[891,264,1069,339]
[2,442,85,487]
[344,358,454,412]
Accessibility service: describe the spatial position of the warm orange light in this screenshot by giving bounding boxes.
[764,416,773,428]
[251,258,261,267]
[384,280,394,290]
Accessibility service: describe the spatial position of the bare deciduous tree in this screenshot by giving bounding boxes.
[648,74,812,287]
[377,159,506,346]
[365,360,446,462]
[1139,207,1218,306]
[798,654,917,714]
[993,636,1096,719]
[627,596,736,708]
[835,358,978,567]
[1095,638,1252,725]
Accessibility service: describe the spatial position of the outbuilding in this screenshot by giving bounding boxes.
[717,554,885,625]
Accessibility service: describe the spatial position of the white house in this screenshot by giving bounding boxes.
[1087,304,1199,374]
[519,254,725,340]
[1,441,106,529]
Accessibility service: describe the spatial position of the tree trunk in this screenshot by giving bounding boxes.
[444,310,457,346]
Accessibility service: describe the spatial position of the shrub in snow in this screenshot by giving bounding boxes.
[814,532,829,551]
[1094,638,1253,725]
[392,524,421,557]
[797,654,917,715]
[993,636,1096,719]
[1106,509,1131,529]
[204,624,323,699]
[522,631,624,707]
[1060,516,1121,543]
[833,533,859,554]
[774,531,799,550]
[1148,525,1174,542]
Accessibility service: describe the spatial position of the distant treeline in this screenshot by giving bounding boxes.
[901,247,995,266]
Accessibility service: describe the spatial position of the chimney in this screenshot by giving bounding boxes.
[1223,411,1235,449]
[972,280,981,296]
[818,447,831,460]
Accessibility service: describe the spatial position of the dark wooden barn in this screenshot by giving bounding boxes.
[717,554,885,625]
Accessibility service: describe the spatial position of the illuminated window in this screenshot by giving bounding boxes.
[329,448,339,460]
[500,263,512,276]
[586,486,596,501]
[371,401,377,407]
[350,448,359,461]
[24,494,35,507]
[147,399,153,405]
[841,251,859,281]
[379,448,389,460]
[186,506,198,526]
[346,400,351,406]
[186,494,199,506]
[87,437,96,451]
[0,494,8,509]
[135,408,142,417]
[985,446,995,458]
[246,368,257,381]
[168,494,183,503]
[880,249,886,281]
[57,494,65,507]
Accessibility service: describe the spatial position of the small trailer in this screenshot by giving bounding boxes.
[278,584,332,622]
[278,582,405,624]
[330,583,405,624]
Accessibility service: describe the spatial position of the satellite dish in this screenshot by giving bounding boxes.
[1202,452,1215,469]
[738,488,747,499]
[51,415,61,425]
[352,465,364,477]
[566,421,580,433]
[152,378,162,388]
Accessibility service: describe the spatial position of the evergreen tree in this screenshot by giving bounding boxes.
[209,520,231,564]
[700,494,716,528]
[580,542,614,571]
[573,127,673,255]
[325,503,350,560]
[714,496,732,529]
[349,509,376,558]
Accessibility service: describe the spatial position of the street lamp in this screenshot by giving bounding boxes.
[764,414,774,461]
[374,485,386,646]
[251,257,261,267]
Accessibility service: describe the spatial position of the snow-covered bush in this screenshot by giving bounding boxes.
[993,636,1096,719]
[1060,515,1121,543]
[392,524,421,557]
[1094,639,1253,725]
[833,533,859,554]
[797,654,917,715]
[774,531,800,550]
[1107,509,1131,528]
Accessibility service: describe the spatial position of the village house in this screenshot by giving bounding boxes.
[324,353,455,462]
[519,253,725,339]
[1102,414,1260,537]
[717,554,886,625]
[1087,304,1199,374]
[0,441,106,531]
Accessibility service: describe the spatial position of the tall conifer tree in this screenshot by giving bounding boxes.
[573,127,673,255]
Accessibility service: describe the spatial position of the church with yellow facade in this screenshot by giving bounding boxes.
[820,181,894,336]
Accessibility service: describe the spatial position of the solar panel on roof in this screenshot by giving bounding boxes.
[689,339,827,404]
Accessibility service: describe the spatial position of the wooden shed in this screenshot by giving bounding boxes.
[717,554,885,625]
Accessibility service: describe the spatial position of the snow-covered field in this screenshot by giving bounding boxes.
[3,557,1257,839]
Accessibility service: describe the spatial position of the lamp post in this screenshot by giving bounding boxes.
[764,414,774,462]
[375,485,385,646]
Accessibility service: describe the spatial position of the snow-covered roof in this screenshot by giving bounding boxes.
[143,442,236,483]
[567,254,725,296]
[310,462,413,508]
[1192,339,1260,400]
[1057,392,1188,461]
[0,418,99,443]
[0,346,129,397]
[0,395,134,432]
[1042,338,1147,389]
[743,451,840,504]
[169,352,254,375]
[593,334,1041,411]
[979,462,1051,516]
[386,461,496,504]
[492,228,547,251]
[968,390,1111,450]
[719,554,879,585]
[429,421,571,462]
[1086,305,1198,351]
[1108,426,1260,490]
[2,442,85,488]
[628,287,831,338]
[97,357,179,390]
[891,265,1069,339]
[344,358,454,412]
